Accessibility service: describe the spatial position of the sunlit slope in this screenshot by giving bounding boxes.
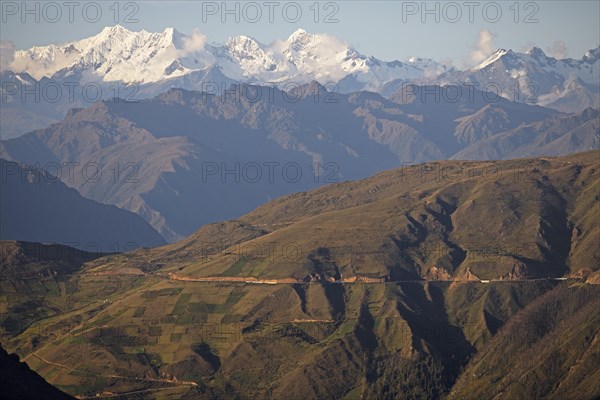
[1,152,598,399]
[449,284,600,400]
[92,151,599,281]
[2,274,561,399]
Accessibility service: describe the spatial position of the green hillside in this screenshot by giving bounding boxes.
[1,151,598,399]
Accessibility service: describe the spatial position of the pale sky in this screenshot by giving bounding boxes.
[1,0,599,66]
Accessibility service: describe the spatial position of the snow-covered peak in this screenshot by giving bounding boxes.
[466,45,599,86]
[163,27,175,36]
[99,24,129,35]
[526,47,547,58]
[9,26,449,90]
[472,49,509,71]
[94,24,131,41]
[83,24,148,50]
[225,35,263,54]
[287,28,310,43]
[407,56,445,70]
[10,25,213,82]
[583,47,600,62]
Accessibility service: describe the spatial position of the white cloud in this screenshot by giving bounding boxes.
[181,30,207,54]
[0,40,16,71]
[468,30,495,67]
[423,58,453,79]
[10,45,80,79]
[547,40,568,59]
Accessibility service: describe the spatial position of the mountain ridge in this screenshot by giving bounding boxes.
[2,27,597,138]
[8,25,445,91]
[4,84,594,242]
[7,25,596,98]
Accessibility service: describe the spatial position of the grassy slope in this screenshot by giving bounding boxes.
[90,151,599,281]
[448,283,600,400]
[1,152,598,399]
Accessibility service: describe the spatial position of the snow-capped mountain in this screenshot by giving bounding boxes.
[13,26,215,83]
[437,46,600,113]
[4,84,584,241]
[2,26,598,140]
[472,46,599,85]
[9,25,446,91]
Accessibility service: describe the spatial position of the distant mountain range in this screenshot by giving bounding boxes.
[1,26,597,243]
[2,82,596,242]
[433,47,600,113]
[7,25,446,89]
[1,26,598,138]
